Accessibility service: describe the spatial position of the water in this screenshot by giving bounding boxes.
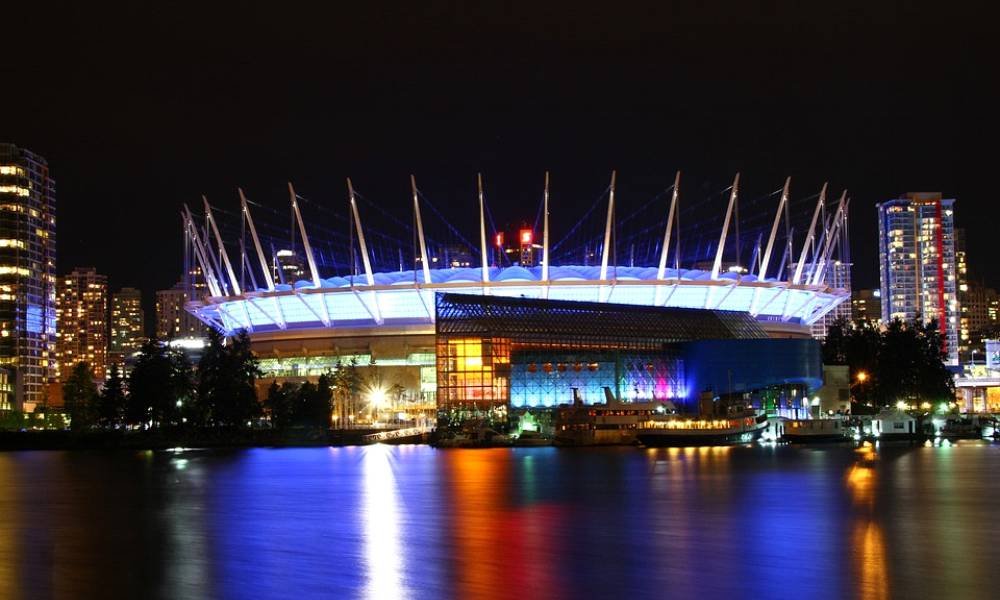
[1,442,998,599]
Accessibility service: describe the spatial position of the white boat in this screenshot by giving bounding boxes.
[782,418,850,443]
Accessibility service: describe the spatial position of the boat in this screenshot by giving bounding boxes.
[433,420,511,448]
[781,418,850,443]
[636,411,769,447]
[870,409,922,441]
[554,387,675,446]
[511,430,552,447]
[939,416,985,440]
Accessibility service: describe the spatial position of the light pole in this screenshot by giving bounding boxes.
[852,370,870,410]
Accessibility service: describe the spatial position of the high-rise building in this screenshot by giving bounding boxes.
[810,260,852,339]
[156,283,206,339]
[877,193,960,364]
[955,228,972,356]
[110,287,145,364]
[56,267,109,381]
[960,281,997,350]
[851,289,882,324]
[273,249,306,285]
[0,143,57,410]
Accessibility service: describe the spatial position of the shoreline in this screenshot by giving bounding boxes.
[0,428,385,452]
[2,430,970,452]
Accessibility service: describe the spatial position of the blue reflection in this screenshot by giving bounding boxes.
[5,444,1000,599]
[361,444,408,599]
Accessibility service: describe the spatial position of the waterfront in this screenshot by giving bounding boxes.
[1,442,998,599]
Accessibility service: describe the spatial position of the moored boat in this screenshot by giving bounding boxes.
[782,418,850,443]
[554,388,675,446]
[511,430,552,447]
[869,409,922,441]
[636,411,768,447]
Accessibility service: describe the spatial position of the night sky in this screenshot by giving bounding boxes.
[2,2,993,307]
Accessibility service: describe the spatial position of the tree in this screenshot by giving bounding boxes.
[264,381,297,429]
[97,363,127,428]
[63,362,99,431]
[292,380,316,426]
[822,317,955,409]
[311,373,334,427]
[332,358,362,427]
[127,339,189,428]
[822,318,849,365]
[913,319,955,402]
[226,330,262,426]
[196,329,262,427]
[171,349,196,424]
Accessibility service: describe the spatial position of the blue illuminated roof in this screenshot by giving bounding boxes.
[264,264,780,292]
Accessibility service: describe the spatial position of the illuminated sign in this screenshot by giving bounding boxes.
[519,229,533,245]
[495,232,504,247]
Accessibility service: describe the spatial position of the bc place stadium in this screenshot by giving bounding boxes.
[182,172,851,428]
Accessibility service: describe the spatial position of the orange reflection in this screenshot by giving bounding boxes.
[853,521,889,600]
[0,456,19,598]
[847,443,889,600]
[447,450,510,599]
[446,450,563,600]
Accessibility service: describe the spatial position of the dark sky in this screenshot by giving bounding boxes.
[2,2,994,306]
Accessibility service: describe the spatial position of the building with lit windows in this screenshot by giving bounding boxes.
[110,286,146,364]
[0,143,57,410]
[56,267,109,381]
[958,281,997,357]
[435,293,822,424]
[956,227,971,356]
[273,249,307,285]
[0,368,14,412]
[851,289,882,325]
[796,260,852,339]
[156,283,206,340]
[877,193,960,365]
[182,175,850,426]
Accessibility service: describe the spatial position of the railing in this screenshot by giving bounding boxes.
[362,425,436,443]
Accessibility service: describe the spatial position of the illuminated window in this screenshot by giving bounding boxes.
[0,185,29,197]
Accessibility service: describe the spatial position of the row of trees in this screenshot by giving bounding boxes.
[63,329,252,430]
[62,328,366,432]
[822,318,955,408]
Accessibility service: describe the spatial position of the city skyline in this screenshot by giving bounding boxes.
[1,6,998,599]
[0,3,992,303]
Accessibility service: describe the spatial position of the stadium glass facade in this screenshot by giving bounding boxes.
[434,293,824,427]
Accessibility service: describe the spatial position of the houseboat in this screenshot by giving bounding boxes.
[782,417,850,443]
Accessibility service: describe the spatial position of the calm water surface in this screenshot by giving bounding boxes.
[1,442,998,599]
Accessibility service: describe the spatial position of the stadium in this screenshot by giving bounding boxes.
[184,173,850,425]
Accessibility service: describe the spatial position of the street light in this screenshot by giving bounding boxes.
[856,371,868,384]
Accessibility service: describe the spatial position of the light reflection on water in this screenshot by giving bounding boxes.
[847,444,888,600]
[362,445,406,600]
[0,443,999,599]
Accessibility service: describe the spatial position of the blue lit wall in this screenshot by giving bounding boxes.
[505,340,821,411]
[508,351,685,408]
[678,338,823,411]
